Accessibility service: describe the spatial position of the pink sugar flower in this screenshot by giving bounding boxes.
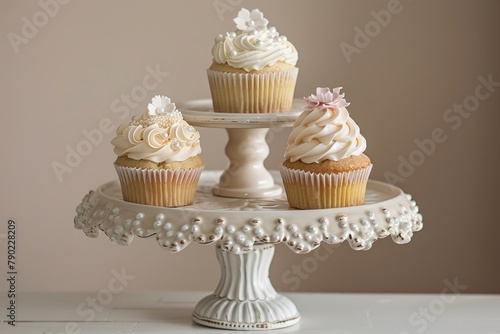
[304,87,350,111]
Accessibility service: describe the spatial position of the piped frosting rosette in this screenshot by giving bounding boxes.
[207,8,298,113]
[280,88,372,209]
[284,87,366,163]
[112,95,201,162]
[211,8,298,72]
[111,96,203,207]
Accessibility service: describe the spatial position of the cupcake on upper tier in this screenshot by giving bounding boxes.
[280,87,372,209]
[111,95,204,207]
[208,8,299,113]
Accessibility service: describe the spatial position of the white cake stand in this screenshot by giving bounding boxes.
[74,100,423,330]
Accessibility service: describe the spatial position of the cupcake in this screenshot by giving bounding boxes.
[208,8,298,113]
[280,87,372,209]
[111,95,204,207]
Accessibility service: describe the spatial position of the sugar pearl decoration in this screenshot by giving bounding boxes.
[133,112,183,128]
[229,50,238,57]
[171,141,182,150]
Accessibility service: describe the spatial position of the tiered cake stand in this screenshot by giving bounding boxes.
[74,100,423,330]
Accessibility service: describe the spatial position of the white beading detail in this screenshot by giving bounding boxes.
[74,175,423,254]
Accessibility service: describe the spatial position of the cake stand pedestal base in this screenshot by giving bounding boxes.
[192,243,300,330]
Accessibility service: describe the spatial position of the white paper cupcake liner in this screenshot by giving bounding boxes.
[280,164,373,209]
[114,164,204,207]
[207,67,298,113]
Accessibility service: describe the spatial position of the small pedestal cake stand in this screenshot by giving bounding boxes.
[74,100,423,331]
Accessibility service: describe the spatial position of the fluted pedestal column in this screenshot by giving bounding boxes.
[193,243,300,330]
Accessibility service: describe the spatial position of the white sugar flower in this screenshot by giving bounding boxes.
[267,26,279,38]
[147,95,176,116]
[234,8,269,32]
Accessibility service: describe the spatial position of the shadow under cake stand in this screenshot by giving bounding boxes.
[74,100,423,330]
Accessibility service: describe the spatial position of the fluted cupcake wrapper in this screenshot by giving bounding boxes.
[114,164,204,207]
[280,164,373,209]
[207,68,298,113]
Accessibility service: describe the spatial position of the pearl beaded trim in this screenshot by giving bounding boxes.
[74,179,423,255]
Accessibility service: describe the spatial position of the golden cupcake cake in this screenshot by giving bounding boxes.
[280,87,372,209]
[111,95,203,207]
[208,8,298,113]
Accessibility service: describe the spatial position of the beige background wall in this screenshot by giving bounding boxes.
[1,0,499,295]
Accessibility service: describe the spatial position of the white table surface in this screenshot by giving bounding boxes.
[1,291,499,333]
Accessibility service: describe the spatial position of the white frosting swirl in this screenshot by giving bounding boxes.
[111,96,201,163]
[284,91,366,163]
[212,10,298,71]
